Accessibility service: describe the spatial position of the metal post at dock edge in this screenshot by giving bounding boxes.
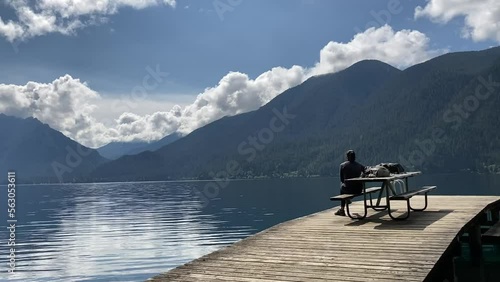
[469,223,483,265]
[492,207,500,222]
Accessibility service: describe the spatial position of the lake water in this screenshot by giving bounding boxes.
[1,173,499,281]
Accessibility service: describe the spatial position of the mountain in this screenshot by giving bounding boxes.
[92,47,500,181]
[97,132,182,160]
[0,114,108,183]
[350,47,500,172]
[127,132,182,155]
[97,141,150,160]
[92,59,401,181]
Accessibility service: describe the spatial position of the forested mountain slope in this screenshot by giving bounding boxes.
[92,47,500,181]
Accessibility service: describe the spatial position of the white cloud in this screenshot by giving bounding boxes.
[415,0,500,42]
[0,25,444,148]
[175,25,443,135]
[311,25,444,75]
[176,66,306,134]
[0,0,176,41]
[0,75,114,146]
[93,94,193,126]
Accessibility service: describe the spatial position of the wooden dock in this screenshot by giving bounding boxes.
[149,196,500,282]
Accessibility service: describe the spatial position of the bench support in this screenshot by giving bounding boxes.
[409,192,429,211]
[388,188,434,220]
[345,192,368,220]
[388,199,411,220]
[331,186,383,220]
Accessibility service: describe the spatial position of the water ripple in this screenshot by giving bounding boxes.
[0,181,258,282]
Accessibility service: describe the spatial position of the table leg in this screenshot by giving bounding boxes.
[362,181,368,213]
[376,181,385,206]
[386,182,391,206]
[370,181,390,211]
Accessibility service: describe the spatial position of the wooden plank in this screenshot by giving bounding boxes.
[149,196,500,282]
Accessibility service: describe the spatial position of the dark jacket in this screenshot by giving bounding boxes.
[340,161,365,193]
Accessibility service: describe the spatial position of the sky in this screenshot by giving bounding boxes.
[0,0,499,148]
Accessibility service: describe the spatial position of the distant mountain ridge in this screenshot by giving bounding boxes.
[97,133,182,160]
[92,47,500,181]
[97,141,150,160]
[0,114,107,183]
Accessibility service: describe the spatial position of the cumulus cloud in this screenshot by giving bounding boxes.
[0,25,444,148]
[311,25,444,75]
[415,0,500,42]
[0,75,115,145]
[176,66,306,134]
[0,0,176,41]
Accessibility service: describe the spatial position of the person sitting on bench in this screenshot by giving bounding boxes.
[335,150,366,216]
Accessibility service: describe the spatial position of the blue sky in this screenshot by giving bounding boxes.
[0,0,498,147]
[0,0,493,93]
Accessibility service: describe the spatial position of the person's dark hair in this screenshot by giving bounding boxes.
[346,150,356,162]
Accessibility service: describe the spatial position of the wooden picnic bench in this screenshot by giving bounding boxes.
[330,171,437,220]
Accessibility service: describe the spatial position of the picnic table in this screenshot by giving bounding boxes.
[330,171,437,220]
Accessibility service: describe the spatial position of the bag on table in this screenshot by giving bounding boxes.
[363,165,391,177]
[379,163,405,174]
